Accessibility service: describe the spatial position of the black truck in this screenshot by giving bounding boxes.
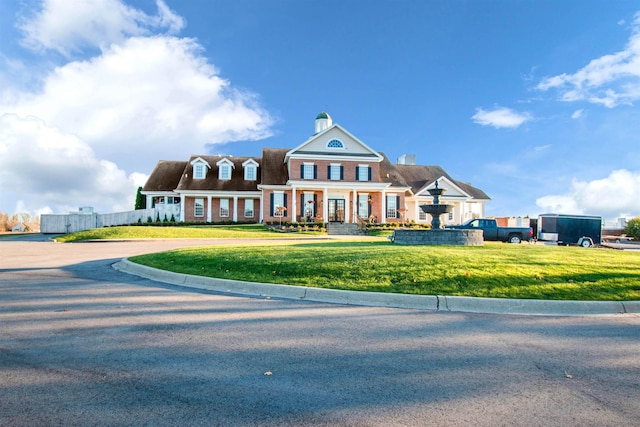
[535,213,602,247]
[446,218,533,243]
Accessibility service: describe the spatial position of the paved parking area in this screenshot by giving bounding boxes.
[1,235,639,426]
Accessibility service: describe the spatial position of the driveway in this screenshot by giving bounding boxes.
[1,235,639,426]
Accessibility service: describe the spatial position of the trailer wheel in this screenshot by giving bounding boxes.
[580,238,593,248]
[508,234,522,244]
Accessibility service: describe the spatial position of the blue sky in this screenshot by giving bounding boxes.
[1,0,639,223]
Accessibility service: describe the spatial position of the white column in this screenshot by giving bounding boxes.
[291,186,297,221]
[206,195,212,222]
[233,196,238,222]
[179,194,185,222]
[323,188,328,222]
[352,188,358,223]
[259,195,264,223]
[146,195,153,210]
[381,190,386,224]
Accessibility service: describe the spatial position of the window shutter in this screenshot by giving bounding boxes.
[327,165,331,179]
[284,193,288,208]
[300,164,304,179]
[368,167,372,181]
[396,196,401,217]
[340,166,344,180]
[314,165,317,179]
[270,193,274,216]
[356,166,360,180]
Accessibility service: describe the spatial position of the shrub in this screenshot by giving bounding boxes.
[625,217,640,240]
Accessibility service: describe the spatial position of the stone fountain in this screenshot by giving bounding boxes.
[391,180,483,246]
[419,181,453,229]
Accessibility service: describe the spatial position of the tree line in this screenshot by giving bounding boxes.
[0,212,40,232]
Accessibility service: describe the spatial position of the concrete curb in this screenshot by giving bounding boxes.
[113,259,639,316]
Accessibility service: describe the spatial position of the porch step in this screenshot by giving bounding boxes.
[326,223,367,236]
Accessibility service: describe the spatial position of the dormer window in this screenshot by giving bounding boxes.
[216,158,235,180]
[190,157,211,180]
[242,159,259,181]
[194,164,205,179]
[327,139,344,149]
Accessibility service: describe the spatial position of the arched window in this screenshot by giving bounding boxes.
[327,139,344,149]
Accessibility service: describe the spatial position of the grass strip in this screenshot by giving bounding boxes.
[130,241,640,301]
[55,225,324,242]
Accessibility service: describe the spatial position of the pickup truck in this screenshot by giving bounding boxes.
[446,218,533,244]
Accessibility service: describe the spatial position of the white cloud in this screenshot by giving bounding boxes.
[571,109,585,119]
[19,0,184,56]
[1,0,273,214]
[0,114,142,214]
[471,107,532,129]
[536,169,640,220]
[2,36,273,169]
[537,12,640,108]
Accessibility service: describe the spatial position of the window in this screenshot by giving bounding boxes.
[244,165,256,180]
[329,164,343,180]
[419,210,427,221]
[217,158,234,180]
[358,195,369,219]
[302,163,315,179]
[386,195,398,218]
[190,157,210,179]
[167,197,180,204]
[272,192,286,217]
[194,198,204,217]
[219,199,229,217]
[219,165,231,180]
[327,139,344,149]
[357,165,371,181]
[194,164,205,179]
[303,193,315,218]
[244,199,254,217]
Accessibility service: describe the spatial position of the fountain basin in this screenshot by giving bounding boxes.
[391,229,484,246]
[419,204,454,216]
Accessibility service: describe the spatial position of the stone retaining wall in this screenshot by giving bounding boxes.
[391,229,484,246]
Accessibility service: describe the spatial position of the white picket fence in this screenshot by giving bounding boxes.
[40,207,179,234]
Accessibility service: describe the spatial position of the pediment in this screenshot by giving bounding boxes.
[416,177,471,199]
[286,124,383,162]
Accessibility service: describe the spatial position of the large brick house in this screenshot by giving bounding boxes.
[141,113,489,225]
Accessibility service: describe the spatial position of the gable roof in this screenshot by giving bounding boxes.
[286,124,383,162]
[395,164,490,200]
[175,155,260,192]
[260,148,290,185]
[378,153,410,188]
[142,160,188,192]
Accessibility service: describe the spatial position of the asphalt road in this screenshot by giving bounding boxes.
[1,235,639,426]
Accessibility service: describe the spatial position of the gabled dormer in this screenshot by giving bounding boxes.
[216,158,235,180]
[242,159,259,181]
[190,157,211,179]
[418,177,470,200]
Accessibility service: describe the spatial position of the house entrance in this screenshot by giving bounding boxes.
[328,199,345,222]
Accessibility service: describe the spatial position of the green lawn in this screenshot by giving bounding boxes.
[54,225,325,242]
[130,241,640,301]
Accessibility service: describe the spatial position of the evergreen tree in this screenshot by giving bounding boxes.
[134,186,146,210]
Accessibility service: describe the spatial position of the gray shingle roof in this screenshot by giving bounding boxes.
[260,148,289,185]
[395,164,490,200]
[175,155,261,192]
[142,160,188,192]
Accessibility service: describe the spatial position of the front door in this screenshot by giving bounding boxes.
[328,199,345,222]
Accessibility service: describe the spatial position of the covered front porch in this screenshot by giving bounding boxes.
[287,184,402,224]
